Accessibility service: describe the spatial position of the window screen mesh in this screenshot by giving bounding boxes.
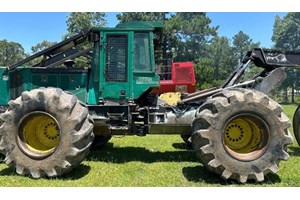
[105,35,128,82]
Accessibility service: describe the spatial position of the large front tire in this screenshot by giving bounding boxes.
[293,105,300,146]
[0,88,94,178]
[192,88,293,183]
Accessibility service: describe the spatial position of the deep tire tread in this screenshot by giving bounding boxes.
[0,87,94,178]
[293,106,300,146]
[192,88,293,183]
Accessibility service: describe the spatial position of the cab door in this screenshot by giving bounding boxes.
[99,32,132,100]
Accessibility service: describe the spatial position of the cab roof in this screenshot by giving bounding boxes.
[91,21,163,32]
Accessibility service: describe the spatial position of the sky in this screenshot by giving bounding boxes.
[0,12,287,54]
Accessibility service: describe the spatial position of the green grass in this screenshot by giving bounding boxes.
[0,104,299,187]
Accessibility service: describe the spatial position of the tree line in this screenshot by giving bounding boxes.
[0,12,299,103]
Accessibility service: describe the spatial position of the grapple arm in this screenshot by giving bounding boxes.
[243,48,300,70]
[182,48,300,104]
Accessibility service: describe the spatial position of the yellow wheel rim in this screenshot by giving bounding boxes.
[224,114,269,161]
[18,112,60,158]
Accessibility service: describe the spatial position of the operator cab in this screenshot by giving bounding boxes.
[87,22,163,104]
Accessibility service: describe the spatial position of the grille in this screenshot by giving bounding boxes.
[175,67,192,82]
[105,35,128,82]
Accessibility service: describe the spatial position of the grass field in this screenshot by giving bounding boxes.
[0,104,299,187]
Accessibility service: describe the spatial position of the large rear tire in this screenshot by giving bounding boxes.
[0,87,94,178]
[293,105,300,146]
[192,88,293,183]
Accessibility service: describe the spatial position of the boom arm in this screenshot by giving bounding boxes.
[5,30,91,73]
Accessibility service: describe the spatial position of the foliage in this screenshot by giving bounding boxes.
[66,12,107,37]
[271,13,300,103]
[116,12,169,60]
[232,31,261,61]
[0,39,25,66]
[165,13,218,62]
[116,12,167,23]
[196,36,238,89]
[117,12,218,62]
[230,31,263,84]
[25,12,107,68]
[276,69,300,103]
[31,40,57,54]
[26,40,58,66]
[64,12,107,68]
[272,13,300,50]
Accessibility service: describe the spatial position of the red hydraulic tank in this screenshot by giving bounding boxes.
[153,62,196,94]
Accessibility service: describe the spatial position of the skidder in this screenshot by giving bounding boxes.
[0,22,298,183]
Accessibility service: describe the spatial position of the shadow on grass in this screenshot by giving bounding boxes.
[182,166,281,185]
[172,142,194,150]
[288,146,300,157]
[58,164,91,180]
[87,142,198,163]
[0,164,90,181]
[0,167,15,176]
[90,143,282,185]
[182,165,228,185]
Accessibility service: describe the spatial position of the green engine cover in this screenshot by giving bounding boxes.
[0,67,11,105]
[0,67,88,105]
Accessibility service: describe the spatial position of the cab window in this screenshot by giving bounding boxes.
[134,33,151,71]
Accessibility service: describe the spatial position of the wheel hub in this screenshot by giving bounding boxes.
[18,111,61,158]
[223,114,269,161]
